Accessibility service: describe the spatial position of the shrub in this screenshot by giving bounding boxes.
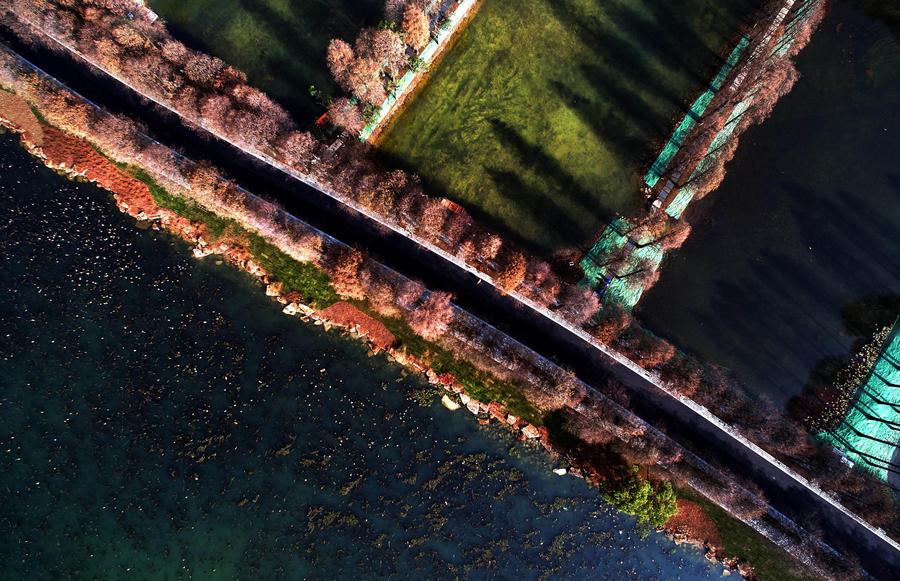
[601,467,678,529]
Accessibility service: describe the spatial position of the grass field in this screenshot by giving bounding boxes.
[676,489,816,581]
[149,0,384,126]
[379,0,757,254]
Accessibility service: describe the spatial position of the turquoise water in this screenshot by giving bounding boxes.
[0,132,722,579]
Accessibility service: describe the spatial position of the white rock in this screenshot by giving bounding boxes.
[553,468,567,476]
[192,245,213,258]
[459,393,471,405]
[441,395,460,411]
[282,303,299,316]
[521,424,541,439]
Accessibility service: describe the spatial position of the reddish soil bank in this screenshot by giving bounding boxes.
[665,499,723,548]
[40,124,160,217]
[0,90,42,144]
[317,301,396,351]
[0,90,760,578]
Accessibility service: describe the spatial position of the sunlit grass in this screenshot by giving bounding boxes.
[379,0,755,254]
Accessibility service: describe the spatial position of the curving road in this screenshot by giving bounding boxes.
[2,29,898,579]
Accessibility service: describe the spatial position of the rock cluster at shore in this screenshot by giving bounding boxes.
[0,93,753,579]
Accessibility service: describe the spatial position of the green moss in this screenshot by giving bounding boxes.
[245,233,338,307]
[125,163,537,420]
[127,166,238,239]
[677,488,816,581]
[124,166,338,308]
[27,104,48,125]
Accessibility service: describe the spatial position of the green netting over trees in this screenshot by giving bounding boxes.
[582,1,825,305]
[663,0,818,219]
[580,218,665,310]
[665,94,755,219]
[644,36,750,188]
[820,321,900,482]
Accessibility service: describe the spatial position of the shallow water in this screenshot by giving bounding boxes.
[639,2,900,404]
[0,132,722,579]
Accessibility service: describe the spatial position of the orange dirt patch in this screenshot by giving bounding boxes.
[317,302,396,351]
[39,124,159,219]
[664,499,722,548]
[0,90,44,145]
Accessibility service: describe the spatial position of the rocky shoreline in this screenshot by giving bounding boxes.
[0,94,754,579]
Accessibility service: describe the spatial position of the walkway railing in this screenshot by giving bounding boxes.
[358,0,481,141]
[13,15,900,558]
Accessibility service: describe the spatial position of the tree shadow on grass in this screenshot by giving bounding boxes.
[159,0,383,124]
[543,0,690,114]
[541,0,763,171]
[604,0,759,85]
[486,117,619,227]
[543,0,756,107]
[484,168,587,252]
[549,79,658,172]
[231,0,384,121]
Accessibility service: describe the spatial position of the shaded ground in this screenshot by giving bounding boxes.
[379,0,757,254]
[0,131,726,580]
[8,33,897,577]
[149,0,383,126]
[638,1,900,404]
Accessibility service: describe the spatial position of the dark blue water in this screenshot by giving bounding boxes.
[0,131,722,579]
[640,2,900,404]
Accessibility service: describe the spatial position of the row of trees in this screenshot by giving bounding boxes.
[653,0,822,203]
[326,0,441,131]
[8,30,897,557]
[3,57,779,562]
[0,43,462,353]
[0,0,591,324]
[7,0,896,533]
[584,212,693,298]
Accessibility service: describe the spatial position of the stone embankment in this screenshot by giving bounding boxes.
[0,90,758,578]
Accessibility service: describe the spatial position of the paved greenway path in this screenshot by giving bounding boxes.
[4,29,899,579]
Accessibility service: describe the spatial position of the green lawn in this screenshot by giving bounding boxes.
[676,489,817,581]
[149,0,384,126]
[379,0,757,254]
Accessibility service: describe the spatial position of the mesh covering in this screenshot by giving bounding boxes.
[580,217,665,310]
[821,321,900,482]
[644,36,751,188]
[654,0,820,219]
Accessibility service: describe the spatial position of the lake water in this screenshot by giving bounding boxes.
[0,131,723,578]
[639,1,900,405]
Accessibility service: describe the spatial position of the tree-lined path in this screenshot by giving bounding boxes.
[1,22,898,579]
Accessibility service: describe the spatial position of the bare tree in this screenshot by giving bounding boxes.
[495,251,527,294]
[557,285,601,325]
[402,5,430,52]
[408,291,454,340]
[331,248,365,300]
[328,97,365,134]
[327,39,355,90]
